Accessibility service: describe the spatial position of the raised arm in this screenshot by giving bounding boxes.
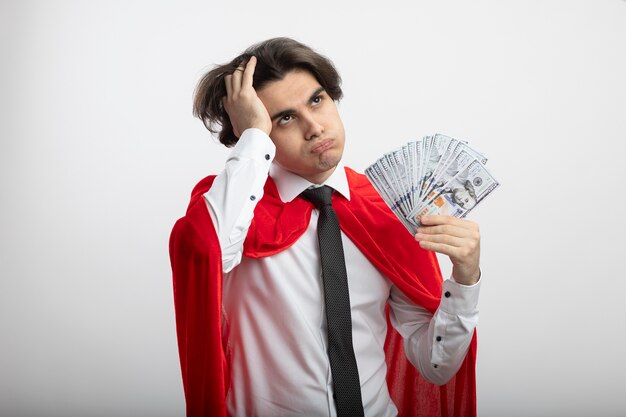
[204,57,275,272]
[390,215,481,384]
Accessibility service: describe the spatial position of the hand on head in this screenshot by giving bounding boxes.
[222,56,272,137]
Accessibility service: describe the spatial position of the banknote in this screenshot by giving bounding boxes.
[366,164,418,234]
[409,159,499,227]
[365,134,499,235]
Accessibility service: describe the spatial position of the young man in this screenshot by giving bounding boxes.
[170,37,481,417]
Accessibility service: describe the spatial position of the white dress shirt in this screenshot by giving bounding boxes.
[204,128,480,417]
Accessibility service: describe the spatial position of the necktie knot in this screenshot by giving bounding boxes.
[301,185,333,209]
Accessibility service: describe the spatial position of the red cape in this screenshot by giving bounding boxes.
[169,167,477,417]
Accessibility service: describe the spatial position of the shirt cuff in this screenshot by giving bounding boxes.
[229,128,276,161]
[439,275,481,314]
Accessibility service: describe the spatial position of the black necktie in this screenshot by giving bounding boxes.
[301,186,365,417]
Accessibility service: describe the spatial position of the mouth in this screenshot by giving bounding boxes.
[310,138,334,154]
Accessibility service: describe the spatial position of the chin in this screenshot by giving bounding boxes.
[319,150,342,169]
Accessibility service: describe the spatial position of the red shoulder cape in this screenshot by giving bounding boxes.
[169,167,477,417]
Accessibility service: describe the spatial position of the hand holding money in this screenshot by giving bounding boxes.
[365,133,498,285]
[416,215,480,285]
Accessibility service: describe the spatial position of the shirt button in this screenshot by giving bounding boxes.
[250,195,256,201]
[444,291,451,298]
[436,336,442,342]
[265,154,270,160]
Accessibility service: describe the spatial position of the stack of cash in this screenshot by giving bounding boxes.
[365,133,500,235]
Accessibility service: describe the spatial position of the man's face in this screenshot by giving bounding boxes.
[257,70,345,184]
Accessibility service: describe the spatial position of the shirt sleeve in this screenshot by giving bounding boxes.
[388,275,480,385]
[203,128,276,272]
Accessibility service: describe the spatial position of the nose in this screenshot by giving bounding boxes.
[303,113,324,141]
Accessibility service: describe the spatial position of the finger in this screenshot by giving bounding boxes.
[420,215,478,230]
[417,240,459,258]
[221,96,230,115]
[417,240,477,260]
[242,56,256,88]
[417,224,478,240]
[231,65,245,94]
[415,232,466,248]
[224,73,233,97]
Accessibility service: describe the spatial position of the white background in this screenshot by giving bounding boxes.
[1,1,625,416]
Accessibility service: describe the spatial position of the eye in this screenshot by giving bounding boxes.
[278,114,294,126]
[311,95,323,105]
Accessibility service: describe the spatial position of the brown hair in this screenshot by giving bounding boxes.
[192,37,343,147]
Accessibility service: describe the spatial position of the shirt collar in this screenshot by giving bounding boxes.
[269,162,351,203]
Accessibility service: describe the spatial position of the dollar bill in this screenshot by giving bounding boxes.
[412,159,500,226]
[365,134,499,235]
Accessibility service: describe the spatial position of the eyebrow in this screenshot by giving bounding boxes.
[270,86,326,123]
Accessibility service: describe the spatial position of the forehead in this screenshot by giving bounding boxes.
[257,70,322,111]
